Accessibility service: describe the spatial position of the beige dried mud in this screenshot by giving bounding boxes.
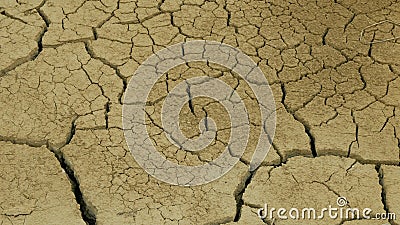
[381,165,400,225]
[0,0,399,224]
[243,156,385,225]
[60,128,248,224]
[0,42,122,148]
[0,142,85,225]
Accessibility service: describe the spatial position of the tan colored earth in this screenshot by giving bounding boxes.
[0,0,399,224]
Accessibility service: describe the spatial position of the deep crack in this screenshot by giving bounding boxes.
[84,41,127,105]
[376,164,393,224]
[185,81,195,115]
[305,127,317,157]
[105,102,110,129]
[233,170,255,222]
[50,149,97,225]
[49,119,97,225]
[0,6,49,75]
[281,83,317,157]
[34,3,50,58]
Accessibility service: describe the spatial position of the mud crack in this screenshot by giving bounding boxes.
[281,83,317,157]
[49,120,97,225]
[233,170,256,222]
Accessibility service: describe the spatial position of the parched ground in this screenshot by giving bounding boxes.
[0,0,399,224]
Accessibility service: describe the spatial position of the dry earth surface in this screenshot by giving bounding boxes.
[0,0,399,224]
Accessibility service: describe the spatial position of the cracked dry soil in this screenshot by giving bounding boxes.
[0,0,400,224]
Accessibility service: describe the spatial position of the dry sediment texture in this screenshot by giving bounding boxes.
[0,43,122,148]
[61,129,248,224]
[0,142,85,225]
[0,0,399,224]
[243,156,385,225]
[381,166,400,225]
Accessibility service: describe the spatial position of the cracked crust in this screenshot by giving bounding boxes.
[0,0,399,224]
[243,156,386,225]
[0,142,85,225]
[60,128,248,224]
[381,165,400,225]
[0,42,122,148]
